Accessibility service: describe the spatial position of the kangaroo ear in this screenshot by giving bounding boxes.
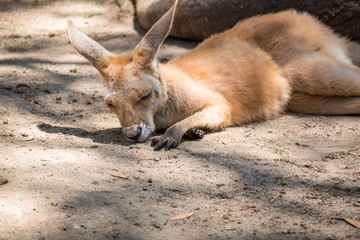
[131,0,178,68]
[67,20,112,72]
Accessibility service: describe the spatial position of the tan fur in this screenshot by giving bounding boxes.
[67,1,360,150]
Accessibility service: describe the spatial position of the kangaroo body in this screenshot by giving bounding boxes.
[67,1,360,150]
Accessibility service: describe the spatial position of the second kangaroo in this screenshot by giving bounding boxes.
[67,0,360,150]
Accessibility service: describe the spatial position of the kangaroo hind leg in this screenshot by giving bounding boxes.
[285,52,360,97]
[288,92,360,115]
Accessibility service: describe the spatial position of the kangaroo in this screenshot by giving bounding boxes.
[134,0,360,41]
[67,0,360,150]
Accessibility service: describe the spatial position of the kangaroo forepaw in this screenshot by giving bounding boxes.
[151,135,180,151]
[184,127,205,139]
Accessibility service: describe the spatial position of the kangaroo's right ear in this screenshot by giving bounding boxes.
[67,20,113,73]
[131,0,178,69]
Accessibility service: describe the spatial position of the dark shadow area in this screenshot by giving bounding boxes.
[0,58,89,68]
[188,150,360,197]
[0,0,112,12]
[38,146,359,239]
[38,123,129,145]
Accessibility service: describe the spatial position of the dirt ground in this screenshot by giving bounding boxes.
[0,1,359,239]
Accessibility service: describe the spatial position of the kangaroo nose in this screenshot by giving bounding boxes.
[125,127,142,141]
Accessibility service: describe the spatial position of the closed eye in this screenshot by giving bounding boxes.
[140,91,152,101]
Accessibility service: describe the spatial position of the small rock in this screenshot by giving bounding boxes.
[64,111,75,116]
[3,120,9,124]
[70,68,77,73]
[0,177,9,185]
[152,222,162,229]
[49,33,55,38]
[282,229,296,234]
[14,84,30,93]
[325,235,335,240]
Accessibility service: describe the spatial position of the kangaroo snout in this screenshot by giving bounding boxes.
[124,124,152,142]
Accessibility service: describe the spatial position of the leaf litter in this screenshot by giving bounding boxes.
[169,212,195,221]
[282,172,292,180]
[106,169,129,179]
[334,218,360,229]
[243,204,256,209]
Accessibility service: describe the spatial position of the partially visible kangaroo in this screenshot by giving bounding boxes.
[134,0,360,41]
[67,0,360,150]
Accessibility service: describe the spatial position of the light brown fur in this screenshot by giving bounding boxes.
[67,0,360,150]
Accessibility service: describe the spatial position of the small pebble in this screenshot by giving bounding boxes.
[0,177,9,185]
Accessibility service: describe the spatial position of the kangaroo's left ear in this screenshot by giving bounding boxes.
[67,20,113,73]
[131,0,178,69]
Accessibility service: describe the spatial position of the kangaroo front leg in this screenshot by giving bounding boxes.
[151,104,230,150]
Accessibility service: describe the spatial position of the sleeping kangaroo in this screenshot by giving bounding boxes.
[67,0,360,150]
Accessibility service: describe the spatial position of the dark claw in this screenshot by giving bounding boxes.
[154,139,164,151]
[151,131,181,151]
[151,137,179,151]
[151,138,158,147]
[165,141,174,150]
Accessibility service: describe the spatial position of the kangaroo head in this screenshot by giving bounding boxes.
[67,0,178,142]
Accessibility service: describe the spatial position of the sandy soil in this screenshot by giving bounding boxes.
[0,1,359,239]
